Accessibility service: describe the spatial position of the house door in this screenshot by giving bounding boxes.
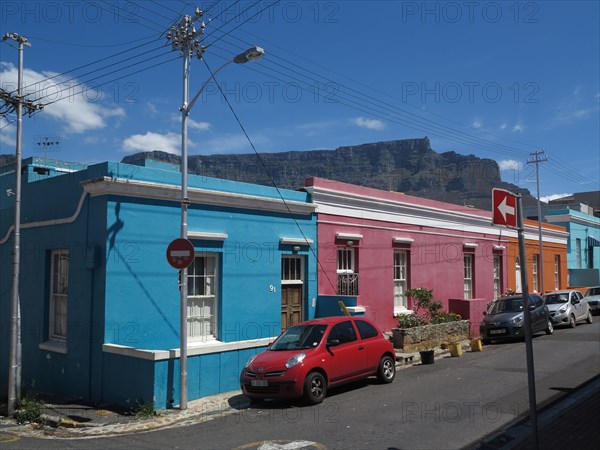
[515,258,522,293]
[281,285,303,329]
[281,255,304,329]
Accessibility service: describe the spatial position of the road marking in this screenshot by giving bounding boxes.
[235,440,326,450]
[0,433,20,443]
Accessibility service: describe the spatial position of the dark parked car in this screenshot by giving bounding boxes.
[583,286,600,314]
[480,294,553,344]
[240,316,396,404]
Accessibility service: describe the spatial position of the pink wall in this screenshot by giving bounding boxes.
[309,178,503,332]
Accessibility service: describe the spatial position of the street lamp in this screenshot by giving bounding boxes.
[171,12,264,410]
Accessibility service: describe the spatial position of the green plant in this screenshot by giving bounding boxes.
[396,313,422,328]
[134,399,156,419]
[13,394,45,425]
[397,288,463,328]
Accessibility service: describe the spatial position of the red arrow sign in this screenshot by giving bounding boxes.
[492,188,518,228]
[166,238,195,269]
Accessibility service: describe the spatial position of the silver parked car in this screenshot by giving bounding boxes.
[542,290,592,328]
[480,294,553,344]
[583,286,600,314]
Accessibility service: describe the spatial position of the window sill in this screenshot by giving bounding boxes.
[39,340,68,354]
[394,309,414,316]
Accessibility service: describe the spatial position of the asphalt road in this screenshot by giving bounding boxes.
[3,320,599,450]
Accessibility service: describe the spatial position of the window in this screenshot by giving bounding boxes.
[50,249,69,340]
[282,255,303,283]
[393,250,409,311]
[355,320,379,340]
[576,239,581,269]
[464,254,474,299]
[337,248,358,295]
[327,321,357,345]
[532,254,539,292]
[493,255,502,300]
[187,253,218,340]
[554,255,560,290]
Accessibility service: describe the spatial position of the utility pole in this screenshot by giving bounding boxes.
[166,8,206,411]
[1,32,44,415]
[527,150,548,292]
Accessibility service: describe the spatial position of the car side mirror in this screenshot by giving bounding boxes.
[571,299,580,305]
[326,339,340,348]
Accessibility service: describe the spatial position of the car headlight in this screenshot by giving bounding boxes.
[244,355,257,368]
[511,315,524,325]
[558,306,567,314]
[285,353,306,369]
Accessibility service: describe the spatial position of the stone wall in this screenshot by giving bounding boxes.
[392,320,470,352]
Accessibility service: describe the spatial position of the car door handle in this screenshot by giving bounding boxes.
[358,346,364,350]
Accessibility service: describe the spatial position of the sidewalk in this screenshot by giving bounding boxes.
[475,375,600,450]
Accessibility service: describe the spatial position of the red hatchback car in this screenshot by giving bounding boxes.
[240,316,396,404]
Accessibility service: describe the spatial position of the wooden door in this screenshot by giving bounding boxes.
[281,285,303,329]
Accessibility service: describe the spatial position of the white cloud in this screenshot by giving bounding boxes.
[471,119,483,129]
[499,123,508,130]
[189,118,211,131]
[352,117,385,131]
[498,159,523,171]
[169,113,211,131]
[121,132,180,154]
[540,193,572,203]
[0,118,16,148]
[0,62,125,134]
[512,124,526,132]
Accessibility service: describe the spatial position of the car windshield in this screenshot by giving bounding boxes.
[543,293,569,304]
[269,324,327,351]
[585,287,600,296]
[488,298,524,314]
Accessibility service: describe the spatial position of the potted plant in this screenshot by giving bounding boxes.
[419,348,435,365]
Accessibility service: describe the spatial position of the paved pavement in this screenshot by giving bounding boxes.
[1,342,598,448]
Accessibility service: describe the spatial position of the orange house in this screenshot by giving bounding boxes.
[506,220,568,294]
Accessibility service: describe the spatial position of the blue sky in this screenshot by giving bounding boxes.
[1,1,598,201]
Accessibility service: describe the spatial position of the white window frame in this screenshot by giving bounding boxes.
[187,253,218,341]
[282,255,304,285]
[464,253,474,299]
[337,247,358,295]
[493,254,502,300]
[393,250,408,312]
[49,249,69,341]
[532,254,539,292]
[576,238,581,269]
[554,255,560,290]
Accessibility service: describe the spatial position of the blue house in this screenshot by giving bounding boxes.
[0,157,317,409]
[525,194,600,287]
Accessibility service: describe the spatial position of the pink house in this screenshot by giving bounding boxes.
[304,177,506,332]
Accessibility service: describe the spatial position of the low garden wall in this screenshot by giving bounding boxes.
[392,320,470,352]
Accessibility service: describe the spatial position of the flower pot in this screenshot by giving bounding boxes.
[470,338,483,352]
[419,350,435,365]
[448,343,462,357]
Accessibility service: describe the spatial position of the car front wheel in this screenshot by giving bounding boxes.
[545,319,554,335]
[569,314,576,328]
[304,372,326,405]
[586,312,593,324]
[377,355,396,384]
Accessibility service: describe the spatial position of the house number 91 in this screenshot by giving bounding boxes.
[269,284,277,293]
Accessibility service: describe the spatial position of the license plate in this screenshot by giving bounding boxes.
[251,379,268,387]
[490,329,506,335]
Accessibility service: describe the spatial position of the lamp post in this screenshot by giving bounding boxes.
[167,11,264,410]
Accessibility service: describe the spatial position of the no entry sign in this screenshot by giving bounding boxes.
[166,238,195,269]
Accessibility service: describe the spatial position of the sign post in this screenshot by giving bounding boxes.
[166,237,194,411]
[492,188,539,450]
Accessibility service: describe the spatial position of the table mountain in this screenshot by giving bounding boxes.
[122,137,535,210]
